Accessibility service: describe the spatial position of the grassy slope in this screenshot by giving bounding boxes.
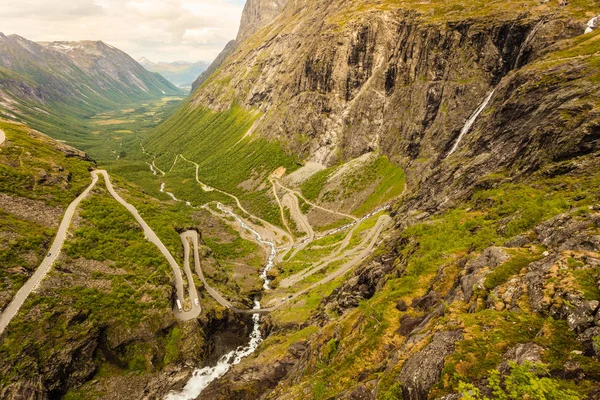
[300,155,406,216]
[0,181,177,392]
[0,120,93,309]
[262,156,600,400]
[144,103,300,225]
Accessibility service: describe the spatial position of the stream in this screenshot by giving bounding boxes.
[164,203,276,399]
[447,89,496,157]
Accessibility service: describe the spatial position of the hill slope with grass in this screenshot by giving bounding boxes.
[149,0,600,398]
[0,34,181,142]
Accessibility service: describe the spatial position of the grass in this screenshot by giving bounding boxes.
[484,249,543,290]
[0,182,177,389]
[0,120,94,309]
[0,120,93,206]
[300,155,405,216]
[278,159,600,399]
[302,168,335,201]
[143,104,301,226]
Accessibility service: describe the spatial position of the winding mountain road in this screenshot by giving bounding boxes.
[0,172,100,335]
[279,214,391,289]
[177,154,294,258]
[268,215,391,310]
[94,170,200,321]
[0,169,201,335]
[271,179,359,222]
[182,231,272,314]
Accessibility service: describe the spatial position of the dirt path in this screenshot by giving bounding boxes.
[0,129,5,146]
[0,172,100,335]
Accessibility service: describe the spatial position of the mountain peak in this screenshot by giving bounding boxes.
[237,0,287,41]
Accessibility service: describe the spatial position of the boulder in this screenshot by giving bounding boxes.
[498,343,544,374]
[398,315,426,336]
[461,247,510,302]
[395,300,408,312]
[411,292,440,312]
[577,327,600,358]
[398,330,463,400]
[567,301,599,333]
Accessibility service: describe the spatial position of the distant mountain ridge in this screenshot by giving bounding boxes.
[0,33,181,138]
[137,57,209,88]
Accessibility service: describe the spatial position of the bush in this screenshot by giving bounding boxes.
[459,361,581,400]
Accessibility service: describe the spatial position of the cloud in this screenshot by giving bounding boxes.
[0,0,246,62]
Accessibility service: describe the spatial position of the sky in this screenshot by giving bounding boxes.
[0,0,246,63]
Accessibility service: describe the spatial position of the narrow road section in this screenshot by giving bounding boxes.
[0,172,100,335]
[95,170,200,321]
[182,231,271,314]
[268,215,391,310]
[0,128,6,145]
[0,170,201,336]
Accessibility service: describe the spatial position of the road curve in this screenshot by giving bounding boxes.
[0,129,5,146]
[182,230,272,314]
[0,172,100,335]
[279,214,390,288]
[272,179,359,222]
[282,192,315,259]
[94,170,200,320]
[269,215,391,310]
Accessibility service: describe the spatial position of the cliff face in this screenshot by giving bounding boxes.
[179,0,600,399]
[188,0,589,174]
[236,0,288,42]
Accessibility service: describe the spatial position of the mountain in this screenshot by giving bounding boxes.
[144,0,600,398]
[0,34,181,139]
[137,57,209,88]
[1,0,600,399]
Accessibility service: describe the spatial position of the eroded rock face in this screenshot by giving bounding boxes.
[398,330,463,400]
[498,343,545,373]
[237,0,288,42]
[461,247,509,302]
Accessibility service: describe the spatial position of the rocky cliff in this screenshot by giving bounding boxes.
[176,0,600,398]
[237,0,288,42]
[187,0,591,172]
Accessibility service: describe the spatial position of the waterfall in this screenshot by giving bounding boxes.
[164,204,275,399]
[585,16,598,34]
[447,89,496,157]
[164,301,263,400]
[514,20,544,69]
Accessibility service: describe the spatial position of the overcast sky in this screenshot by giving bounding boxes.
[0,0,246,63]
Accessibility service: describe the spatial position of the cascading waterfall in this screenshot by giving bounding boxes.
[447,89,496,157]
[586,16,598,34]
[513,19,545,69]
[164,203,276,399]
[164,301,263,400]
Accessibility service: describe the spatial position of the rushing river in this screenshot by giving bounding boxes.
[164,301,263,400]
[164,203,276,399]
